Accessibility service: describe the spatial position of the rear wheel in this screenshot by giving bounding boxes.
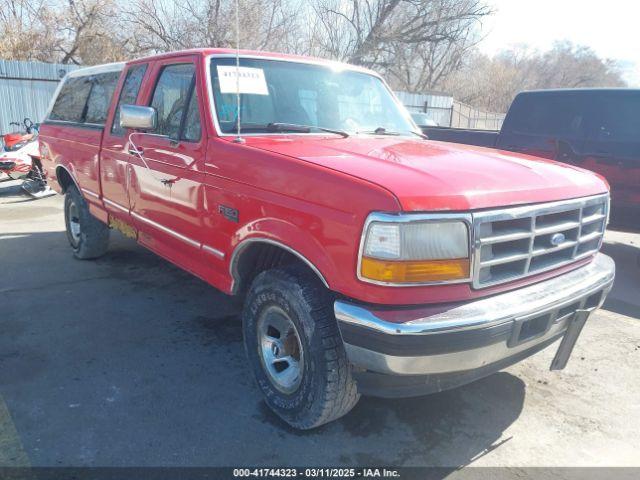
[243,265,360,430]
[64,185,109,259]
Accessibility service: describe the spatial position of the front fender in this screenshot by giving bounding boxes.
[230,217,340,293]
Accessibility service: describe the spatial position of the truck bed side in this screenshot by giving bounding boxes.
[422,126,500,148]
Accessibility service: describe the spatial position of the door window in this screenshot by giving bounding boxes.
[150,64,201,141]
[111,64,148,136]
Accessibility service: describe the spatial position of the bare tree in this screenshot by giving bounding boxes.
[10,0,622,112]
[311,0,490,67]
[387,20,480,92]
[58,0,127,64]
[0,0,131,64]
[0,0,60,62]
[442,41,628,112]
[123,0,300,54]
[534,41,626,89]
[0,0,491,84]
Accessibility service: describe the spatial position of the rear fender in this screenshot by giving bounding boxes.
[55,164,81,194]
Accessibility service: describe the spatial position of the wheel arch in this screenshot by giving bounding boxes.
[230,238,330,296]
[55,164,80,193]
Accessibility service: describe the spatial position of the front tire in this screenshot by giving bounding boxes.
[64,185,109,259]
[243,266,360,429]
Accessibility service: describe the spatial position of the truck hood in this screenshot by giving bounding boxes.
[242,136,609,211]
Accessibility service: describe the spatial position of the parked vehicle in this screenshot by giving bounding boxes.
[40,50,615,430]
[0,118,39,181]
[410,111,438,127]
[0,118,54,197]
[424,89,640,215]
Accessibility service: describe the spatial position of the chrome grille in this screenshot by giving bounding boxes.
[472,195,608,288]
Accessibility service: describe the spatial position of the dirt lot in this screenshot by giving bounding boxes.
[1,180,639,468]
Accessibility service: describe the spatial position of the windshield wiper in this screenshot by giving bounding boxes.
[358,127,428,140]
[266,123,349,138]
[409,130,429,140]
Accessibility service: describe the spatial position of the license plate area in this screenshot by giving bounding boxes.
[508,288,606,349]
[508,311,554,348]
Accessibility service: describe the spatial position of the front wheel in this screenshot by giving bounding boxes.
[243,266,360,430]
[64,185,109,259]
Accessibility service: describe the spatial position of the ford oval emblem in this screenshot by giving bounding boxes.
[550,233,565,246]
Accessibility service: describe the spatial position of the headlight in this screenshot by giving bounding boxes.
[359,214,471,285]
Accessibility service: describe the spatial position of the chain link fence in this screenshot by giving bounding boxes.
[395,90,505,130]
[450,100,505,130]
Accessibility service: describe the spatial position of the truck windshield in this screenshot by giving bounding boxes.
[210,57,416,136]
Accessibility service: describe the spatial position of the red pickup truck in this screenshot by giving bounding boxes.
[40,49,615,430]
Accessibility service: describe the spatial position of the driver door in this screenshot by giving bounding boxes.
[126,56,207,271]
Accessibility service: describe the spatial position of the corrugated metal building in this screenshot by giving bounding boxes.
[0,59,78,134]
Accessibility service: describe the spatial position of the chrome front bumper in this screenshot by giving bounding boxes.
[335,254,615,380]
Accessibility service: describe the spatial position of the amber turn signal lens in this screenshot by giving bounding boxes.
[361,257,470,283]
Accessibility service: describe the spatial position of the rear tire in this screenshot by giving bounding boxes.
[243,265,360,430]
[64,185,109,259]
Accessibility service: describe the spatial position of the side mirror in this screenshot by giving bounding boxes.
[120,105,157,131]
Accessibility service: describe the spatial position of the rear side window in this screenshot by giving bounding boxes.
[49,77,92,123]
[112,64,148,136]
[593,94,640,142]
[150,63,201,141]
[505,94,590,138]
[85,72,120,125]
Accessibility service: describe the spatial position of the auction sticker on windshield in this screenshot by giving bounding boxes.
[217,66,269,95]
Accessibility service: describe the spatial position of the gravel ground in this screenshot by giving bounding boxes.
[1,180,638,469]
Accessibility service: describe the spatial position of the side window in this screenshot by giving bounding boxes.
[112,64,148,136]
[49,77,92,123]
[593,95,640,142]
[85,71,120,125]
[182,90,201,142]
[507,94,588,138]
[150,63,197,140]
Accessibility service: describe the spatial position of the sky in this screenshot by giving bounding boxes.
[479,0,640,86]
